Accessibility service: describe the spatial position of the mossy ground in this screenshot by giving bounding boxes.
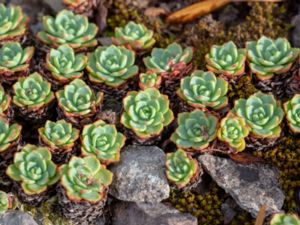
[105,1,299,224]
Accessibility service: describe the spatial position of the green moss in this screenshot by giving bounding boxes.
[253,136,300,213]
[228,75,258,104]
[169,183,224,225]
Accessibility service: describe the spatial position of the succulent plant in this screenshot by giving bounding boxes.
[0,191,9,213]
[0,85,10,115]
[177,70,228,110]
[284,94,300,133]
[205,41,246,77]
[170,110,218,151]
[45,44,87,83]
[0,4,28,42]
[0,117,21,153]
[270,213,300,225]
[6,144,60,195]
[233,92,284,138]
[112,21,156,51]
[166,149,199,189]
[37,10,98,50]
[121,88,174,140]
[139,72,162,90]
[87,45,138,87]
[59,156,113,203]
[217,113,249,152]
[0,42,34,74]
[143,43,193,75]
[56,79,103,117]
[81,120,126,164]
[62,0,97,16]
[38,120,80,150]
[246,36,300,80]
[13,73,55,111]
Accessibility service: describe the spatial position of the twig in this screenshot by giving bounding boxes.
[255,205,267,225]
[167,0,284,24]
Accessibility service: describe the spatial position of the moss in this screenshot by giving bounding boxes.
[169,183,224,225]
[228,75,258,104]
[253,136,300,213]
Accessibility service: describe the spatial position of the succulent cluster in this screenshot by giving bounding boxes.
[166,149,199,189]
[217,113,249,152]
[121,88,174,141]
[233,92,284,138]
[0,117,21,153]
[6,144,60,195]
[37,10,98,50]
[81,120,126,165]
[38,120,79,151]
[139,72,162,90]
[56,79,103,120]
[205,41,246,78]
[177,70,228,110]
[45,44,87,84]
[13,73,55,112]
[0,42,34,81]
[113,21,156,51]
[0,4,28,42]
[171,110,218,151]
[87,45,138,88]
[270,213,300,225]
[246,36,300,80]
[144,43,193,77]
[59,156,113,203]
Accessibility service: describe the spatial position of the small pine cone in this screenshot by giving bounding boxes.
[56,184,107,225]
[12,182,53,207]
[64,0,98,18]
[245,134,281,151]
[13,101,55,125]
[88,78,138,101]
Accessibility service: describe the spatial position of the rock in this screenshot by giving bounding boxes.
[218,5,239,25]
[291,8,300,47]
[109,145,170,203]
[42,0,64,12]
[112,201,198,225]
[199,154,285,217]
[0,211,38,225]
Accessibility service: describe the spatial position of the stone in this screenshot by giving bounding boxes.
[109,145,170,203]
[111,201,197,225]
[0,211,38,225]
[199,154,285,217]
[42,0,64,12]
[291,8,300,47]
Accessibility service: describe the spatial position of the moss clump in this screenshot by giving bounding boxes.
[227,3,291,45]
[228,75,258,104]
[169,183,224,225]
[253,136,300,213]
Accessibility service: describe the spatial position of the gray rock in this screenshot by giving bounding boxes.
[109,145,170,203]
[112,201,197,225]
[292,9,300,47]
[0,211,38,225]
[42,0,64,12]
[199,154,285,217]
